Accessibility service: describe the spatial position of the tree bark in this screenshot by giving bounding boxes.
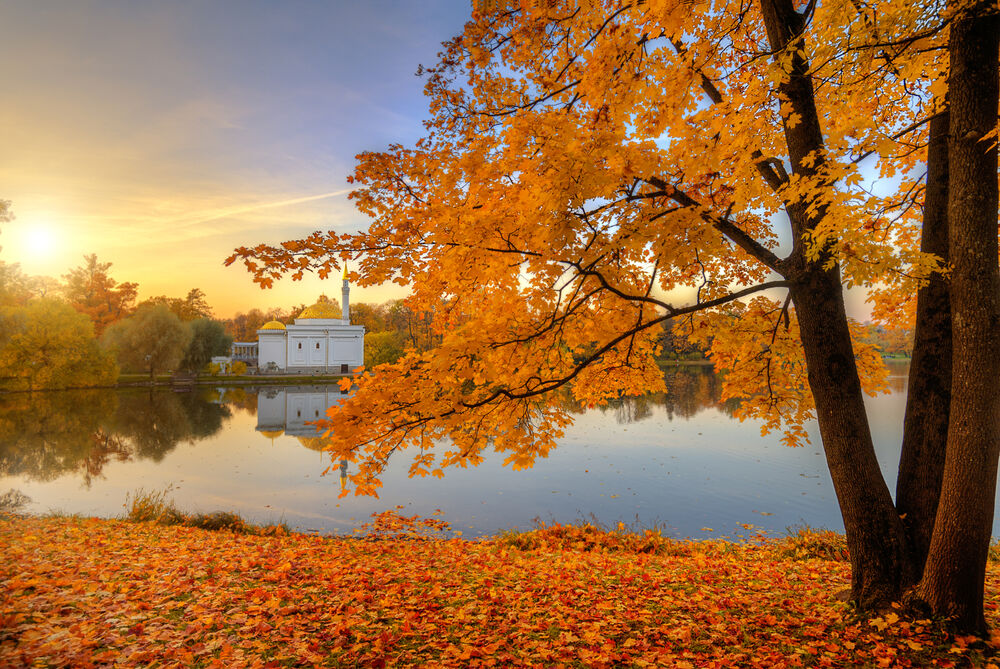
[790,269,914,606]
[896,110,951,579]
[759,0,913,607]
[918,2,1000,634]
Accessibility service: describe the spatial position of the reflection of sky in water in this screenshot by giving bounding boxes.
[4,364,997,539]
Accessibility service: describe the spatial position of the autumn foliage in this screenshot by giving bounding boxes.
[224,0,960,491]
[227,0,999,627]
[5,512,1000,668]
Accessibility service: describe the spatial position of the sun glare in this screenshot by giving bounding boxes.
[25,226,53,255]
[9,220,64,268]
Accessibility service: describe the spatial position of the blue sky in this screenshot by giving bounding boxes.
[0,1,471,315]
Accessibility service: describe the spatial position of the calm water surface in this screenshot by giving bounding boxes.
[4,362,995,538]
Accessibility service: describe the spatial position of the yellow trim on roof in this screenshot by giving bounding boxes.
[298,302,341,319]
[259,320,286,330]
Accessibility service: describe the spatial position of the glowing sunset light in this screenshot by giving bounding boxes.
[0,3,470,317]
[24,224,56,257]
[2,217,72,276]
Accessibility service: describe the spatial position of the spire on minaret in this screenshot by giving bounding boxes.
[341,263,350,325]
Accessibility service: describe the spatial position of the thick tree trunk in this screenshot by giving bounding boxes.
[896,110,951,579]
[759,0,913,606]
[791,269,914,606]
[918,4,1000,635]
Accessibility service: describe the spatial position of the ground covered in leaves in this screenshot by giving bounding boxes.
[3,513,1000,668]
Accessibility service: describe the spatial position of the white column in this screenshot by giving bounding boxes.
[342,277,350,325]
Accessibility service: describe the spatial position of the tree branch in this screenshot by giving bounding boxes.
[645,176,787,274]
[462,278,790,407]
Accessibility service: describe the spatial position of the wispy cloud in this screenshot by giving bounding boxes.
[167,189,353,228]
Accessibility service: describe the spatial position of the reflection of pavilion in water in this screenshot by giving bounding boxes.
[256,386,350,490]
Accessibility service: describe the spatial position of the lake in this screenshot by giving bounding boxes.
[3,362,997,539]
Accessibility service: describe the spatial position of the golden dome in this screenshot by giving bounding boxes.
[298,302,341,319]
[258,429,284,439]
[259,320,286,330]
[296,436,329,452]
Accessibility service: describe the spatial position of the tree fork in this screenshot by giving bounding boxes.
[918,1,1000,634]
[759,0,913,605]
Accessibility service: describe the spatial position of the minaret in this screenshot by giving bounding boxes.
[341,264,350,325]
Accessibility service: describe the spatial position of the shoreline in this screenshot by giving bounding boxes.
[0,373,353,394]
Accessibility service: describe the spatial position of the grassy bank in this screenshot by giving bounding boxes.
[3,512,999,667]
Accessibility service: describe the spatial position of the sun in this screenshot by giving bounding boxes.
[8,219,64,268]
[24,226,54,255]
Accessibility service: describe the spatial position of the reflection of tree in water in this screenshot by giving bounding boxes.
[605,363,907,423]
[583,366,733,424]
[209,386,258,415]
[180,391,234,439]
[0,391,119,485]
[661,366,722,420]
[883,361,911,394]
[0,389,232,484]
[111,390,232,461]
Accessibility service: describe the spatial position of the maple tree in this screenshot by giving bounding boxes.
[230,0,998,630]
[62,254,138,336]
[0,198,12,232]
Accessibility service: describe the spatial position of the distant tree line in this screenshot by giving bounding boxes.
[859,323,913,359]
[0,207,233,389]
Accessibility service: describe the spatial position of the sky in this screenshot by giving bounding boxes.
[0,1,472,317]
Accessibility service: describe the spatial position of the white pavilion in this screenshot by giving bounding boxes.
[234,269,365,374]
